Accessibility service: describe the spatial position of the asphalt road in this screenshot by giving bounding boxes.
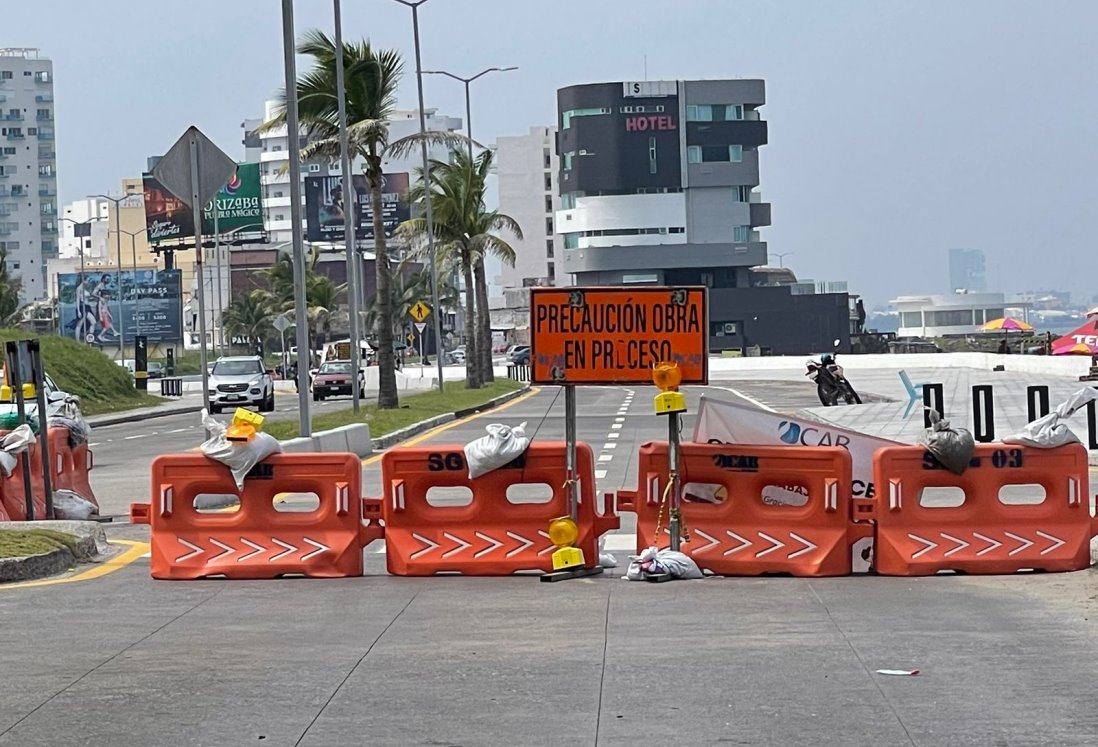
[5,383,1098,746]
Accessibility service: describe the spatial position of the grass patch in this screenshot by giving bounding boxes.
[0,528,79,559]
[0,330,164,416]
[265,379,526,441]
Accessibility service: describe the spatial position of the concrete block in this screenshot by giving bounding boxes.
[279,436,317,454]
[312,428,351,453]
[330,424,372,457]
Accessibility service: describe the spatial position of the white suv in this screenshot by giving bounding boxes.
[207,356,274,414]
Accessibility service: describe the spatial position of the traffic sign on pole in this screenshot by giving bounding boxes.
[152,126,236,208]
[414,322,427,333]
[273,315,291,333]
[409,301,431,323]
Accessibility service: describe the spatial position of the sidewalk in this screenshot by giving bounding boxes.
[85,394,204,427]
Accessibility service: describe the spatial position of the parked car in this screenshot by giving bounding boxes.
[451,346,466,364]
[206,356,275,414]
[146,361,164,379]
[509,345,530,365]
[311,360,365,401]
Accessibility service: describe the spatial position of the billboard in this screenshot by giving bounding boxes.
[304,172,410,242]
[143,163,263,244]
[529,286,709,385]
[58,269,183,345]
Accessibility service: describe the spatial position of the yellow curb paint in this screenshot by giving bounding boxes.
[361,387,541,466]
[0,540,150,591]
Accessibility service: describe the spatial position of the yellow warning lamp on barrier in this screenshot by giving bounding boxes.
[226,408,265,443]
[548,515,585,571]
[652,361,687,415]
[0,383,34,404]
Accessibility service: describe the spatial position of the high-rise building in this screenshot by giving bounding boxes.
[0,48,57,301]
[493,126,561,290]
[948,248,986,293]
[242,99,462,247]
[554,79,850,355]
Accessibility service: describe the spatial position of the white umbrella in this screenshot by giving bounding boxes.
[1087,306,1098,318]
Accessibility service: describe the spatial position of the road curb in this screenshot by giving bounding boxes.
[370,385,532,452]
[88,405,204,428]
[0,546,74,584]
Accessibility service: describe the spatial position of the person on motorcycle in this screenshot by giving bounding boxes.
[820,353,835,366]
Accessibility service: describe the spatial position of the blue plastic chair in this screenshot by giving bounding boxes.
[899,370,923,418]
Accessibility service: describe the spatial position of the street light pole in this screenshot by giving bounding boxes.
[422,67,518,162]
[59,216,92,344]
[333,0,362,412]
[769,251,793,268]
[394,0,445,393]
[281,0,313,437]
[109,228,143,337]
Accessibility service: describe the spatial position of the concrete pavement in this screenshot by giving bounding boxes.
[5,378,1098,745]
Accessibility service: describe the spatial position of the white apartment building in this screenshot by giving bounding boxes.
[0,48,57,301]
[242,99,463,247]
[493,126,561,290]
[59,197,111,261]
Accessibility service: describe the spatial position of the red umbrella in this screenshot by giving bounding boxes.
[1052,319,1098,355]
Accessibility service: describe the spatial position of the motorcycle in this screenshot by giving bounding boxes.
[805,351,862,407]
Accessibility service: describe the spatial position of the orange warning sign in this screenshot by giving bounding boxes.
[529,286,708,385]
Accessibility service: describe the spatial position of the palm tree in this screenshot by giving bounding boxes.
[365,266,459,357]
[258,30,461,408]
[306,274,346,347]
[0,248,24,322]
[222,290,275,346]
[400,147,521,386]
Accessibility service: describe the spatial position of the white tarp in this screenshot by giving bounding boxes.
[692,395,903,572]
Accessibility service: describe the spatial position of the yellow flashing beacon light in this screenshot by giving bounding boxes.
[548,515,585,571]
[226,408,265,442]
[652,361,687,415]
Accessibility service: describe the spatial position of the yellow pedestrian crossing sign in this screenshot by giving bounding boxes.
[409,301,431,323]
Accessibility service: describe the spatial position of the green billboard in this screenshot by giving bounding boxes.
[201,162,264,235]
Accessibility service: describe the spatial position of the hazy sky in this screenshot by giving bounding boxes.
[7,0,1097,306]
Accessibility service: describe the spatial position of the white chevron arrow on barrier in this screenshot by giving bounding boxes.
[175,538,203,562]
[410,533,440,560]
[787,532,818,560]
[755,532,785,559]
[691,529,721,554]
[442,532,472,558]
[301,538,330,561]
[270,538,298,562]
[723,531,752,556]
[239,538,265,562]
[208,538,235,562]
[1035,530,1065,556]
[474,532,504,558]
[939,533,970,558]
[1004,531,1034,557]
[972,532,1002,557]
[506,531,535,557]
[907,533,938,559]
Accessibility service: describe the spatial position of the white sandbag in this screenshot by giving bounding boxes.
[923,409,975,475]
[52,489,97,520]
[199,410,282,490]
[0,424,35,477]
[624,545,703,580]
[1004,387,1098,449]
[598,535,618,568]
[464,422,529,479]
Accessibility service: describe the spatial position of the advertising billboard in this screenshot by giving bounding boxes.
[58,269,183,345]
[143,163,263,244]
[304,172,410,242]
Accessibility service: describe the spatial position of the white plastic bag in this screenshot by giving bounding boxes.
[52,489,97,520]
[1004,388,1098,449]
[624,545,703,580]
[0,423,35,477]
[199,410,282,490]
[598,535,618,568]
[464,422,529,479]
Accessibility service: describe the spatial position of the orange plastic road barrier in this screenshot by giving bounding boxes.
[618,442,853,577]
[132,452,366,580]
[381,442,619,576]
[66,441,98,508]
[871,443,1093,575]
[47,428,73,492]
[0,437,46,522]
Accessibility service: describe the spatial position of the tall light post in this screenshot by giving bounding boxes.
[95,190,140,357]
[392,0,445,393]
[109,228,144,337]
[280,0,313,437]
[58,216,92,344]
[769,251,793,268]
[422,66,518,161]
[333,0,362,411]
[422,66,517,381]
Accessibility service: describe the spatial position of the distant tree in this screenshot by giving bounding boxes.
[0,248,23,322]
[222,290,275,345]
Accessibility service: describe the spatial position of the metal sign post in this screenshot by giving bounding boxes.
[415,321,427,377]
[564,384,578,519]
[27,340,53,520]
[667,409,683,553]
[151,125,236,427]
[5,341,52,520]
